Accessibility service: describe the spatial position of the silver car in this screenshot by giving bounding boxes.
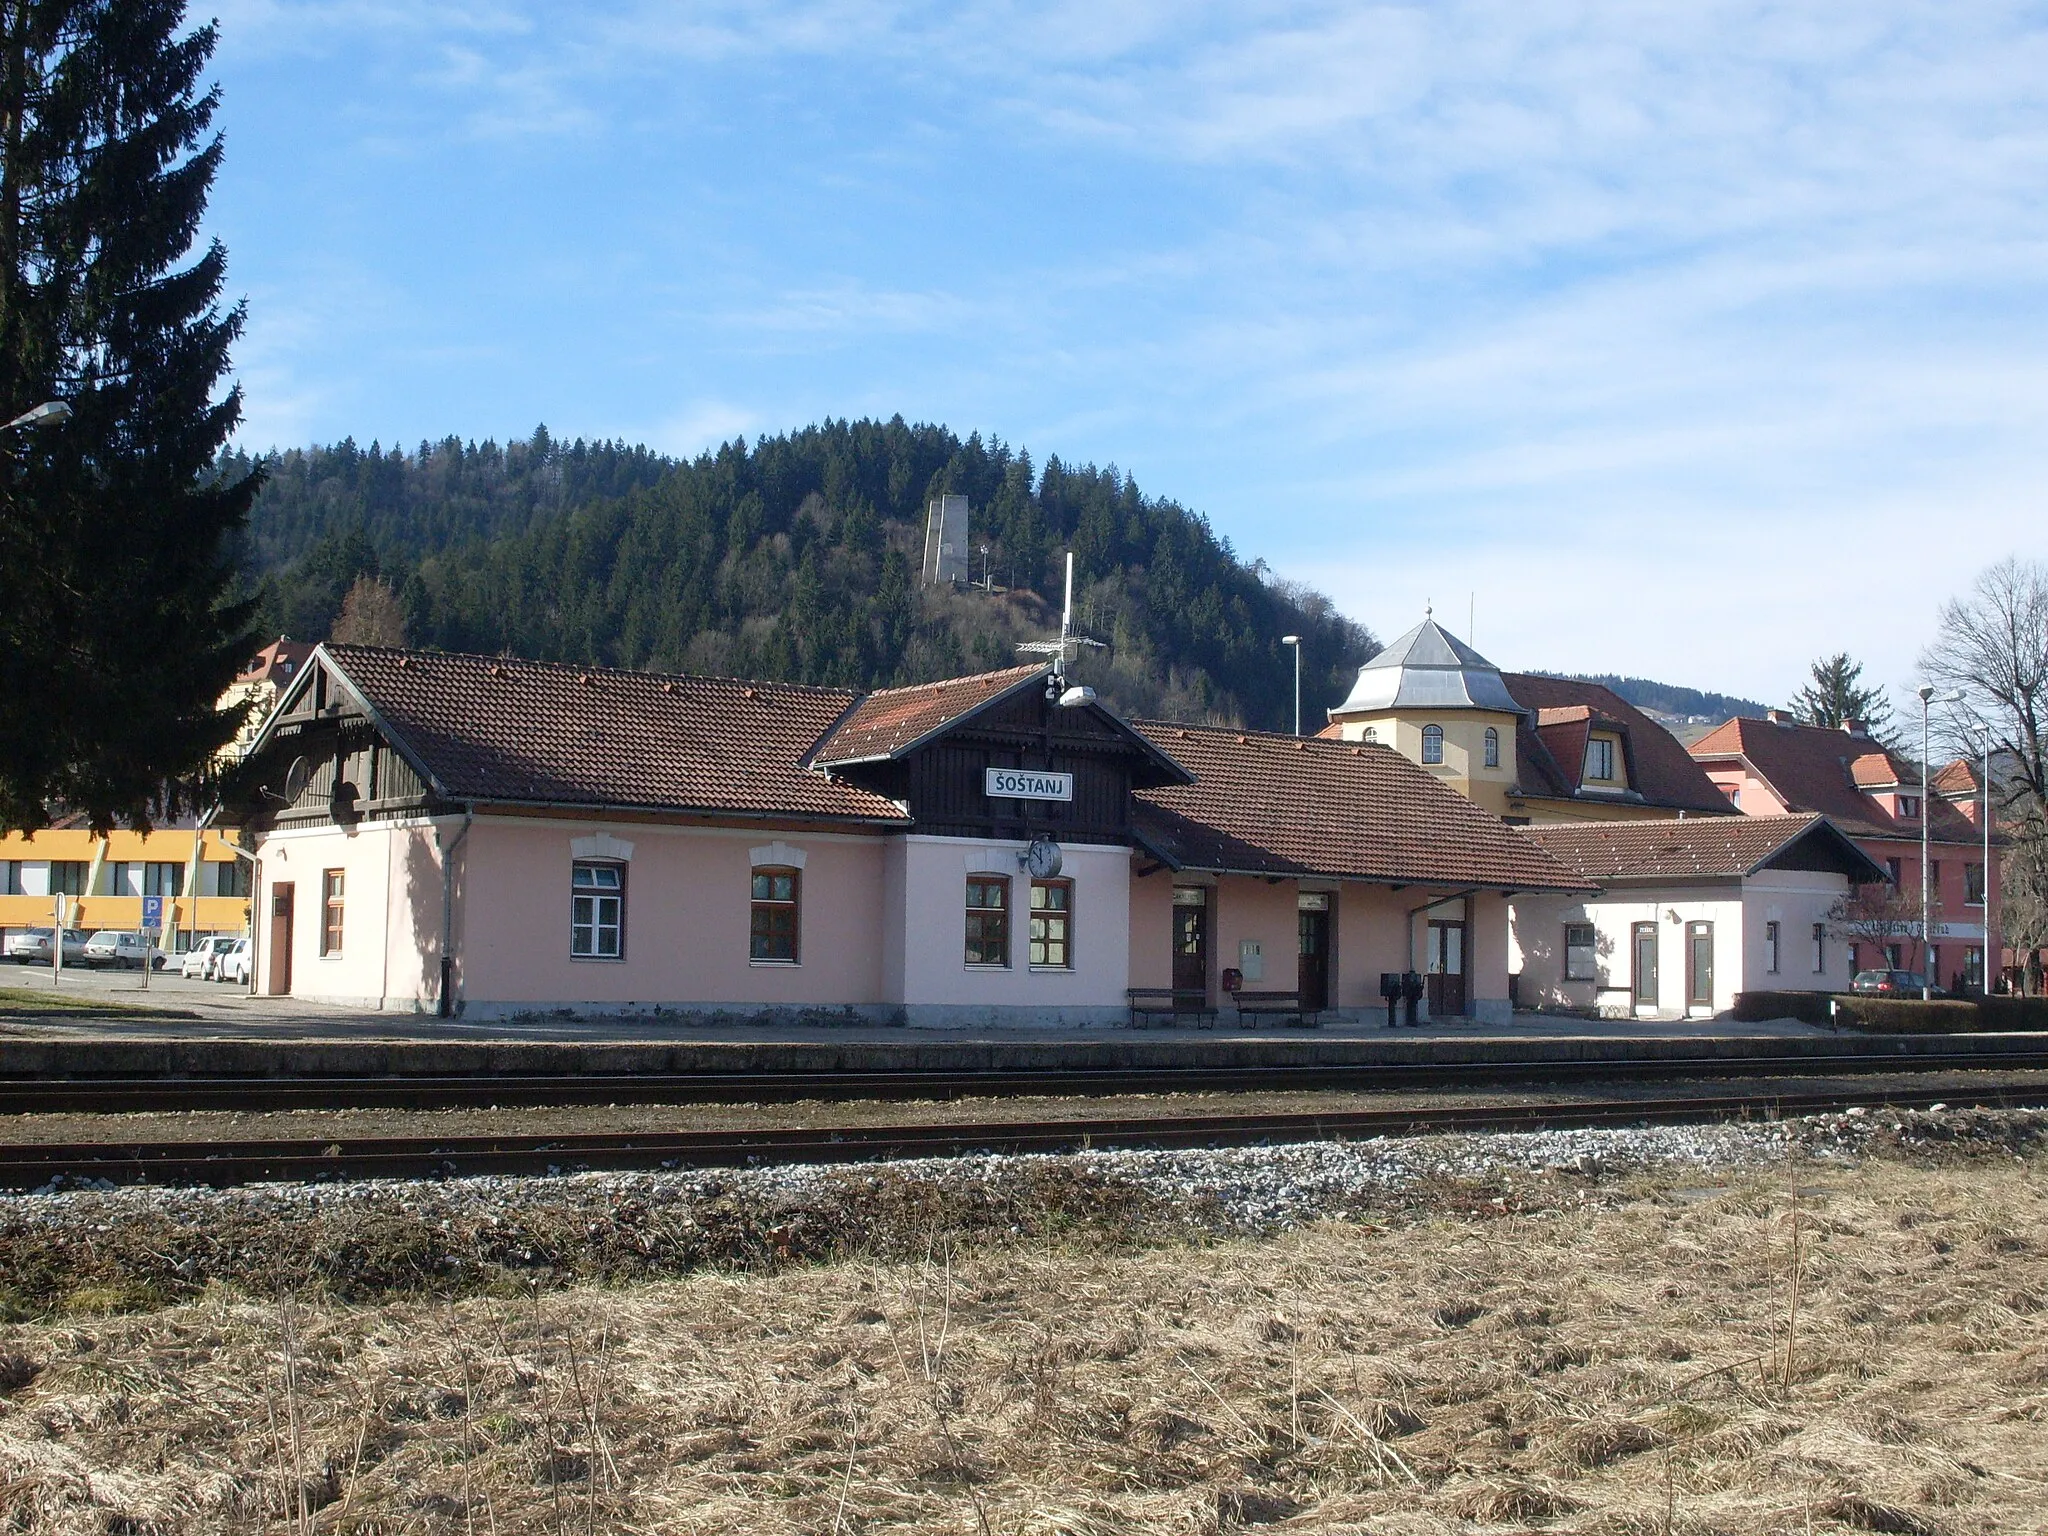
[5,927,90,965]
[82,930,167,969]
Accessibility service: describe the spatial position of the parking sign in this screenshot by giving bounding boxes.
[141,894,164,931]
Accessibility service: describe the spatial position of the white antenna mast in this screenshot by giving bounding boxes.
[1017,549,1104,690]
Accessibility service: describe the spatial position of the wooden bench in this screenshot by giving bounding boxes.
[1231,989,1323,1028]
[1125,987,1217,1029]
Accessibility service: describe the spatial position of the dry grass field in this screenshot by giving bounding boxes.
[1,1145,2044,1533]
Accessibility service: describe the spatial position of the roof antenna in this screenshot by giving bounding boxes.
[1017,549,1104,704]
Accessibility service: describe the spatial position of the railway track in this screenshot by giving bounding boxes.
[3,1048,2048,1113]
[3,1079,2043,1190]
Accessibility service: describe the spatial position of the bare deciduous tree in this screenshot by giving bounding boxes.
[1826,883,1926,976]
[1921,556,2048,992]
[331,577,408,648]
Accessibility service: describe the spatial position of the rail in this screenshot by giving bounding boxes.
[2,1080,2043,1190]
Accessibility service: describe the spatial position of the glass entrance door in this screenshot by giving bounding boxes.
[1686,921,1714,1013]
[1172,888,1209,997]
[1297,893,1331,1012]
[1632,922,1658,1014]
[1425,920,1465,1017]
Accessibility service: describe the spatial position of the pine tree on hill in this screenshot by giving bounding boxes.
[1791,654,1897,744]
[0,0,259,832]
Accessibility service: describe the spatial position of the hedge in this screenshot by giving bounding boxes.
[1730,991,1835,1025]
[1730,992,2048,1032]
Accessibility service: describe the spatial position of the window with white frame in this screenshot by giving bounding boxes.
[1584,738,1616,781]
[571,861,625,958]
[1421,724,1444,764]
[1483,726,1500,768]
[1564,923,1597,981]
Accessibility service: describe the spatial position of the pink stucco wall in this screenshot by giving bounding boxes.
[891,836,1131,1015]
[1126,871,1175,990]
[459,819,889,1008]
[256,821,446,1008]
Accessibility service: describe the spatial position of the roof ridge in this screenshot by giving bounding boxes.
[325,643,863,701]
[857,662,1046,700]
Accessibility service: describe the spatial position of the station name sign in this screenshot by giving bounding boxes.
[984,767,1074,802]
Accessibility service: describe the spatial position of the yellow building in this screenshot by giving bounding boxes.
[1,818,254,954]
[1322,616,1735,825]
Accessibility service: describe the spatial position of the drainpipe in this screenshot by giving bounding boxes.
[436,809,473,1018]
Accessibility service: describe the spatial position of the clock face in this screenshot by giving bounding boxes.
[1026,838,1063,879]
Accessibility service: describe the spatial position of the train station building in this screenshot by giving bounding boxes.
[223,645,1589,1023]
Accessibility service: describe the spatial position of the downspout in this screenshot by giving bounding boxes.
[436,808,473,1018]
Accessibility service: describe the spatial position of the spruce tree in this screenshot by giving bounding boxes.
[0,0,258,832]
[1791,654,1896,743]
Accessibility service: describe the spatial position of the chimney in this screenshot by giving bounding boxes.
[1765,708,1795,725]
[1842,718,1867,737]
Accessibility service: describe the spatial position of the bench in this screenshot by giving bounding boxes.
[1231,989,1323,1028]
[1125,987,1218,1029]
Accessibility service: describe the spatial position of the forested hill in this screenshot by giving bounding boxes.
[1543,673,1767,722]
[224,418,1379,731]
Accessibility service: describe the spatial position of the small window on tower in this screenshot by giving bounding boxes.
[1484,726,1500,768]
[1421,724,1444,764]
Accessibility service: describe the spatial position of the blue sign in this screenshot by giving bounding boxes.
[141,895,164,930]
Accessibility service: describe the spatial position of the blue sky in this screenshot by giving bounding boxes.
[207,1,2048,708]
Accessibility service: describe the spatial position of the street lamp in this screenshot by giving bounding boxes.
[1917,685,1934,1000]
[5,402,72,979]
[2,400,70,432]
[1281,635,1301,736]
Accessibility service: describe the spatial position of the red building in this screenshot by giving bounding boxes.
[1690,713,2000,991]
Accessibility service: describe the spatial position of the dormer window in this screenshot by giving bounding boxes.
[1484,727,1499,768]
[1421,724,1444,764]
[1896,794,1920,819]
[1585,738,1615,782]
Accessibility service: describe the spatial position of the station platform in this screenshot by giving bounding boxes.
[1,997,2043,1083]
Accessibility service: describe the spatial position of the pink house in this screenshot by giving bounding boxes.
[224,646,1588,1023]
[1689,714,2001,991]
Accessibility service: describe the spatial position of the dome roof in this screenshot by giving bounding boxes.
[1332,616,1519,716]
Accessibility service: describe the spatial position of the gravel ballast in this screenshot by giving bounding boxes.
[2,1106,2042,1317]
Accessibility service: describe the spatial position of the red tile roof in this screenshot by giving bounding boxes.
[1499,674,1734,815]
[239,637,316,686]
[1933,758,1983,796]
[809,665,1047,765]
[1131,724,1593,892]
[1520,814,1886,882]
[321,646,909,824]
[1689,716,1982,846]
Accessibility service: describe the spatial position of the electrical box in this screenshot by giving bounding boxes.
[1238,938,1264,982]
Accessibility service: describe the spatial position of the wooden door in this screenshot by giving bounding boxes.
[1686,921,1714,1013]
[1632,922,1659,1013]
[1425,920,1466,1016]
[1297,898,1331,1012]
[1172,888,1209,996]
[269,882,294,996]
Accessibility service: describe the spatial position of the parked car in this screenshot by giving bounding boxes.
[217,937,251,985]
[1850,969,1946,998]
[4,928,90,965]
[180,935,237,980]
[82,931,168,970]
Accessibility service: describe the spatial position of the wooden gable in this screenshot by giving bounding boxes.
[830,679,1189,846]
[224,650,437,831]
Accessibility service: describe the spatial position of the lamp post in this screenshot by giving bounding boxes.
[1281,635,1301,736]
[5,403,70,984]
[1983,723,1996,995]
[1917,684,1934,1000]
